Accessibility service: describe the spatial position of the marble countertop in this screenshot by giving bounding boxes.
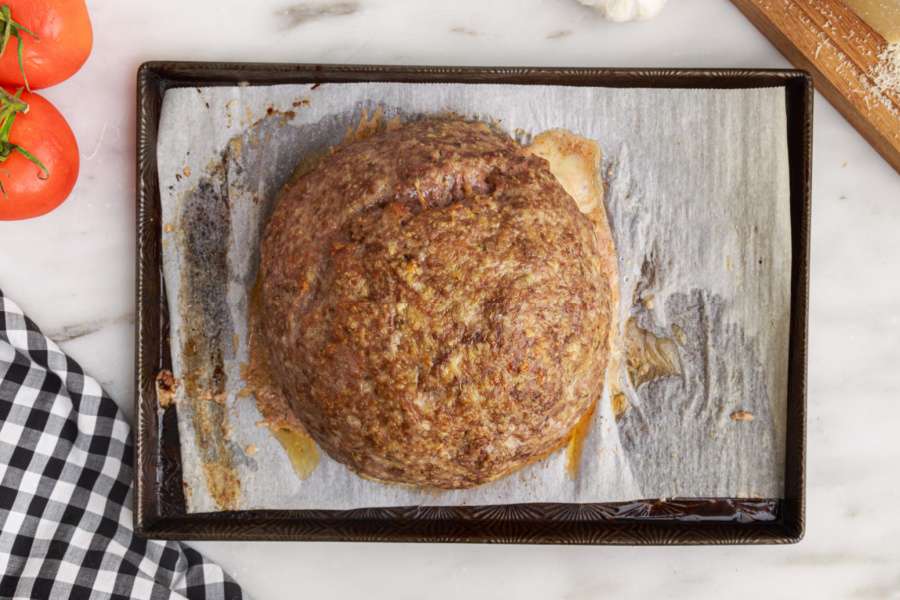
[1,0,898,597]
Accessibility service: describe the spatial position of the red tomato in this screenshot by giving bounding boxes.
[0,0,93,89]
[0,88,79,220]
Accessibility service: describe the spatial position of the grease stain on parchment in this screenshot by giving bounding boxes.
[342,106,401,143]
[565,399,597,479]
[243,279,320,481]
[615,288,778,496]
[177,105,341,498]
[611,392,630,420]
[178,169,242,510]
[624,317,681,389]
[270,427,320,479]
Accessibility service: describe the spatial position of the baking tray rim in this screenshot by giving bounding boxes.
[135,61,810,544]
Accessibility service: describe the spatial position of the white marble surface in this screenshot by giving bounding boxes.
[0,0,898,597]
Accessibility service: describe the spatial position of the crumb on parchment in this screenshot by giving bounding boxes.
[730,410,754,422]
[155,370,178,409]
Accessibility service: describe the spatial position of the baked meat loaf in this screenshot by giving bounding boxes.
[258,118,614,488]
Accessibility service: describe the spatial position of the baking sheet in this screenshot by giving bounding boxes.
[157,82,791,512]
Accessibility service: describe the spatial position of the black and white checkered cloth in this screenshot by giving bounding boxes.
[0,288,243,600]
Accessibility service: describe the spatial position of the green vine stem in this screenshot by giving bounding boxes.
[0,87,49,196]
[0,4,37,92]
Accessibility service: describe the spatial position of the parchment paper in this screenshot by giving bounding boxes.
[157,82,791,512]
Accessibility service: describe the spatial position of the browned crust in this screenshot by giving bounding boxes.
[258,118,615,489]
[155,370,178,409]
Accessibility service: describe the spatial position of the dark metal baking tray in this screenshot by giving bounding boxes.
[135,62,810,544]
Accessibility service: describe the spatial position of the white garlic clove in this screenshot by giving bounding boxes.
[577,0,668,22]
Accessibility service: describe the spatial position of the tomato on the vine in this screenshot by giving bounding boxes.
[0,0,93,90]
[0,87,78,220]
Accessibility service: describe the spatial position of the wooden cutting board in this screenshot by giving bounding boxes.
[731,0,900,173]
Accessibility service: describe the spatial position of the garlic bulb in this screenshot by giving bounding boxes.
[577,0,668,22]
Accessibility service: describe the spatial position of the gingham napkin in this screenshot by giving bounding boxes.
[0,288,243,600]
